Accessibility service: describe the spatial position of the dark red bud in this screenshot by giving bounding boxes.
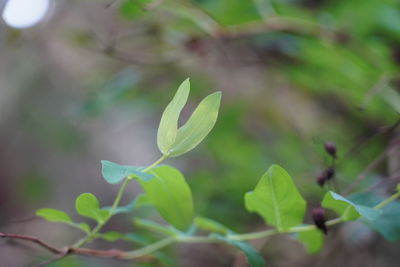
[312,207,327,234]
[324,141,337,159]
[325,168,335,180]
[317,173,327,187]
[316,168,335,187]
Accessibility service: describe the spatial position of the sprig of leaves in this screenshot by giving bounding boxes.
[34,78,400,266]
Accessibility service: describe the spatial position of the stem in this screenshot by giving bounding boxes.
[123,237,176,259]
[227,217,343,241]
[72,155,167,248]
[373,191,400,210]
[142,155,167,172]
[5,190,399,264]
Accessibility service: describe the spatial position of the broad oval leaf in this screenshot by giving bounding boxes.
[138,165,194,231]
[75,193,110,223]
[296,228,324,254]
[350,193,400,242]
[322,191,381,221]
[36,208,73,224]
[168,91,222,157]
[101,160,153,184]
[210,234,265,267]
[244,165,306,230]
[157,78,190,155]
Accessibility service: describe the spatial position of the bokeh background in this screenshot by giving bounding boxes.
[1,0,400,266]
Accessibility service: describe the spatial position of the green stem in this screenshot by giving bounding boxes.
[72,155,167,248]
[373,191,400,210]
[142,155,167,172]
[123,237,176,259]
[79,192,400,259]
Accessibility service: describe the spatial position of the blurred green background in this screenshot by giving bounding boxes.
[0,0,399,266]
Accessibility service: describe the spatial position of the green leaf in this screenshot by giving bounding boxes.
[296,228,324,254]
[138,165,194,231]
[77,223,91,233]
[244,165,306,230]
[36,208,73,224]
[36,208,91,233]
[322,191,381,221]
[350,193,400,242]
[97,231,126,242]
[134,218,178,236]
[104,194,151,215]
[194,216,232,235]
[168,91,222,157]
[157,78,190,155]
[101,160,153,184]
[210,234,265,267]
[75,193,110,223]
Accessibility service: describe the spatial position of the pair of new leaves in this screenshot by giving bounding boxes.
[37,79,221,232]
[36,193,110,234]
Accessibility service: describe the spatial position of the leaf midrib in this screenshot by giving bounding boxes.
[267,171,282,229]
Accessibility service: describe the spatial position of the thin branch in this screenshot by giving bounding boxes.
[343,138,400,195]
[0,233,61,254]
[2,191,399,265]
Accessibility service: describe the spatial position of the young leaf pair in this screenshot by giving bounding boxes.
[99,79,221,231]
[35,193,109,234]
[157,78,222,157]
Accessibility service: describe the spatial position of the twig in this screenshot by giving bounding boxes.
[342,139,400,195]
[0,233,61,254]
[3,189,400,266]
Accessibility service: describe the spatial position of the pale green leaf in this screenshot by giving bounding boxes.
[322,191,381,221]
[75,193,110,223]
[168,91,222,157]
[350,193,400,242]
[77,223,91,233]
[244,165,306,230]
[297,228,324,254]
[101,160,153,184]
[36,208,73,224]
[157,78,190,155]
[139,165,194,231]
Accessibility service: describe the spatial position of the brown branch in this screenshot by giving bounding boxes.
[0,232,62,254]
[1,232,154,266]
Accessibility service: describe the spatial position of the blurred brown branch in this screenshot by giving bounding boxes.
[0,232,153,266]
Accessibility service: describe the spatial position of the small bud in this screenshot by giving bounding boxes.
[324,141,337,159]
[325,168,335,180]
[312,207,327,234]
[316,168,335,187]
[317,173,327,187]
